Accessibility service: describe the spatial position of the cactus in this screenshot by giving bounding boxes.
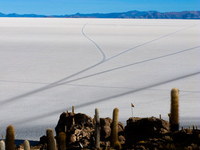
[111,108,121,149]
[57,132,66,150]
[170,88,179,132]
[24,140,30,150]
[95,108,100,149]
[113,140,122,150]
[72,106,75,115]
[46,128,57,150]
[5,125,15,150]
[0,140,5,150]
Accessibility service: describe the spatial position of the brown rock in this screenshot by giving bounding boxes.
[119,135,125,144]
[70,134,76,143]
[100,117,125,141]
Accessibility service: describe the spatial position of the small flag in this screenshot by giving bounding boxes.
[131,103,134,107]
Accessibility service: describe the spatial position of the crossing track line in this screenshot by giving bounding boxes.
[57,46,200,86]
[12,71,200,125]
[0,22,106,105]
[1,22,198,106]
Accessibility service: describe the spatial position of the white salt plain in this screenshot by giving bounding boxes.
[0,18,199,140]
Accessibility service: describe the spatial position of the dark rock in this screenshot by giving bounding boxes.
[171,129,200,148]
[118,121,125,133]
[125,116,170,146]
[39,135,47,145]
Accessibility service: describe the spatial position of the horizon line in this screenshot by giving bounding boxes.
[1,10,200,17]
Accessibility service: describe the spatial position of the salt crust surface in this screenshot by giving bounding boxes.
[0,18,199,140]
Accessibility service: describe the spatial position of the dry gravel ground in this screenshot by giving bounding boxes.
[0,18,199,140]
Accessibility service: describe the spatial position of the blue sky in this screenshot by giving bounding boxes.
[0,0,200,15]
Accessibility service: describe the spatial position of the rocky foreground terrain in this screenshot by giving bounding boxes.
[14,111,200,150]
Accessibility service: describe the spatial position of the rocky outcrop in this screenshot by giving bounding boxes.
[55,112,94,149]
[38,112,200,149]
[55,112,125,149]
[125,117,170,147]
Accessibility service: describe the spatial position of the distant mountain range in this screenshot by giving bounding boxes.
[0,10,200,19]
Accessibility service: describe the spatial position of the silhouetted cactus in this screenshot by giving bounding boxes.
[6,125,15,150]
[46,128,57,150]
[95,108,100,149]
[170,88,179,132]
[57,132,66,150]
[24,140,30,150]
[111,108,121,149]
[0,140,5,150]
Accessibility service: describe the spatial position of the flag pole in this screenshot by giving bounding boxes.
[131,103,134,117]
[131,106,133,117]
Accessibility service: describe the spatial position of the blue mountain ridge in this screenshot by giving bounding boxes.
[0,10,200,19]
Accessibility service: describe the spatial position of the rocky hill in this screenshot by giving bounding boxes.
[37,112,199,149]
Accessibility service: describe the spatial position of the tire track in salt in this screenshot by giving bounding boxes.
[12,71,200,125]
[0,22,106,105]
[52,23,198,85]
[5,23,200,124]
[56,46,200,85]
[105,24,198,62]
[1,22,197,105]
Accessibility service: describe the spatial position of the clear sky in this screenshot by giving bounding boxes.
[0,0,200,15]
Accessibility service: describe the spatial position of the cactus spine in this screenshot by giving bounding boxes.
[24,140,30,150]
[0,140,5,150]
[95,108,100,149]
[57,132,66,150]
[111,108,121,149]
[46,128,57,150]
[170,88,179,132]
[6,125,15,150]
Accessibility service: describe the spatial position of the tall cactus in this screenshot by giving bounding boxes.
[24,140,30,150]
[170,88,179,132]
[46,128,57,150]
[57,132,66,150]
[0,140,5,150]
[111,108,121,149]
[6,125,15,150]
[95,108,100,149]
[72,106,75,115]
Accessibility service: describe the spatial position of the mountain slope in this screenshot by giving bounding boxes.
[0,11,200,19]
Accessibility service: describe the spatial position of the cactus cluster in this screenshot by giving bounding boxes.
[1,93,194,150]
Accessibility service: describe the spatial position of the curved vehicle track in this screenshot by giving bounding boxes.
[1,22,198,106]
[1,22,106,105]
